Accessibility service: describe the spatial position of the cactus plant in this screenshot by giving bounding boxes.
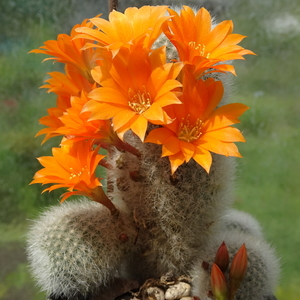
[27,4,279,300]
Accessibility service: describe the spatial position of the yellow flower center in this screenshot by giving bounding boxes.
[178,115,203,143]
[188,41,210,58]
[128,87,152,114]
[69,166,88,180]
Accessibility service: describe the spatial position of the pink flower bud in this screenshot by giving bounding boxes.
[211,263,229,300]
[229,244,248,300]
[215,241,230,273]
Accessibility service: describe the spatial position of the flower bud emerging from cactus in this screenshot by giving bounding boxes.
[215,242,230,273]
[191,210,279,300]
[211,263,229,300]
[229,244,248,300]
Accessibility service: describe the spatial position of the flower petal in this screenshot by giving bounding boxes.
[145,127,175,144]
[169,152,186,174]
[180,140,195,162]
[162,136,181,156]
[130,115,148,141]
[193,147,212,173]
[205,127,246,143]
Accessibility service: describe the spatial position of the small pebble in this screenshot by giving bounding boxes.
[146,286,165,300]
[165,282,191,300]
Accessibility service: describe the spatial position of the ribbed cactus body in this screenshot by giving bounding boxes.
[27,200,136,298]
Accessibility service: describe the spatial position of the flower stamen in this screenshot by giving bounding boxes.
[178,115,203,143]
[128,87,152,114]
[188,41,210,58]
[69,166,87,180]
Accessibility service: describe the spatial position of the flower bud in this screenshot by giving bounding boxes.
[210,263,229,300]
[215,241,230,273]
[229,244,248,300]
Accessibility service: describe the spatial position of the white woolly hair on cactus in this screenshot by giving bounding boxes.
[190,212,280,300]
[27,199,136,299]
[221,208,264,238]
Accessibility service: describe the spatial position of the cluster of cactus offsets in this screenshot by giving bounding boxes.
[27,4,280,300]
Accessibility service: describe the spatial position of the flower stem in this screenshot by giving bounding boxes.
[108,0,118,12]
[92,186,119,216]
[98,158,113,170]
[115,141,141,158]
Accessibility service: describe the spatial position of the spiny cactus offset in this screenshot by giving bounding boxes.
[191,211,280,300]
[27,200,137,299]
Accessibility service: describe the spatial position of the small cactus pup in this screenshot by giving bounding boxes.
[27,199,137,299]
[25,4,279,300]
[191,212,280,300]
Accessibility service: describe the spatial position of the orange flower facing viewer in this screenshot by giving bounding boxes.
[145,75,249,174]
[84,46,183,141]
[163,6,255,77]
[75,6,170,55]
[30,140,116,213]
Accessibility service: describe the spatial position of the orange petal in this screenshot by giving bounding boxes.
[142,102,165,123]
[200,136,242,157]
[169,152,186,174]
[145,127,175,144]
[193,147,212,173]
[206,20,233,53]
[113,109,138,131]
[88,87,128,105]
[162,136,181,156]
[84,102,124,120]
[154,79,182,102]
[205,127,246,143]
[180,140,195,163]
[130,115,148,141]
[203,103,249,131]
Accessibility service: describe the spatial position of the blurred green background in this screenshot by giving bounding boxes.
[0,0,299,299]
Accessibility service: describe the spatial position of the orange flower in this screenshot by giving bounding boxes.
[31,140,102,197]
[75,6,170,55]
[41,65,94,97]
[36,106,65,143]
[57,92,136,152]
[145,74,249,173]
[84,46,183,141]
[30,140,117,213]
[36,64,96,143]
[57,92,109,142]
[36,90,74,143]
[30,19,100,83]
[163,6,255,77]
